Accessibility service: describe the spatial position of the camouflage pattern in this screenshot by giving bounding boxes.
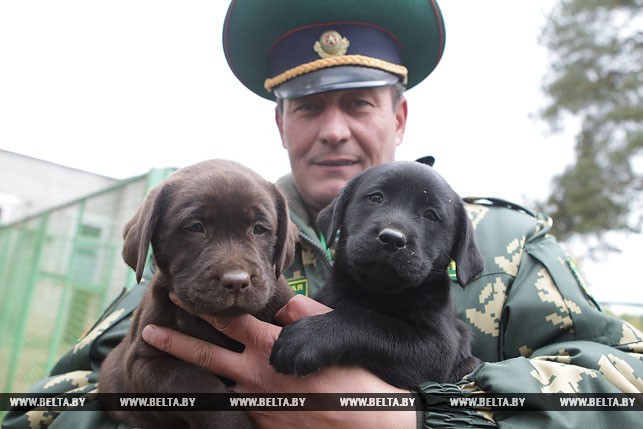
[3,174,642,429]
[418,196,643,428]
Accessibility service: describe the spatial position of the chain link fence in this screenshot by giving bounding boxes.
[0,168,174,399]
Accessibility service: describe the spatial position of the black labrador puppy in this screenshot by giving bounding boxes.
[99,159,296,429]
[270,161,483,387]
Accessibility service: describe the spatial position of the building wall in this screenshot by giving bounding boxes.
[0,149,118,224]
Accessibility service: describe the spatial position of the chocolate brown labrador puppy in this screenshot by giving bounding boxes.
[270,161,483,387]
[99,159,296,429]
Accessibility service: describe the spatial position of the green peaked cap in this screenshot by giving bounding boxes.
[223,0,446,100]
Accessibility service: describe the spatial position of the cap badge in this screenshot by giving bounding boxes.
[313,30,350,59]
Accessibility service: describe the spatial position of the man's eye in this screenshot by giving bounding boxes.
[253,224,269,235]
[185,222,205,233]
[349,98,375,109]
[353,99,371,106]
[292,103,319,113]
[368,192,384,204]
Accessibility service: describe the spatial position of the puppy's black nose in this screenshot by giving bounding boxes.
[378,228,407,251]
[221,271,251,291]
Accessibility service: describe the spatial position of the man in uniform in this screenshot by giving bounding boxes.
[3,1,642,428]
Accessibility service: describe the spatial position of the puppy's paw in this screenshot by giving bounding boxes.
[269,317,337,376]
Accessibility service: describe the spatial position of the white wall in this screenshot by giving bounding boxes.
[0,149,118,224]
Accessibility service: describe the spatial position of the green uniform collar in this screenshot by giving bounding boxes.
[276,173,331,260]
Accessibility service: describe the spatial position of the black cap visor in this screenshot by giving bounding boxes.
[272,66,400,99]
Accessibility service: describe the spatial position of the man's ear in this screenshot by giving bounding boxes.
[394,97,408,146]
[275,105,286,148]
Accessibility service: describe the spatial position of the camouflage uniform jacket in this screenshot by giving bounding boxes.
[3,173,643,429]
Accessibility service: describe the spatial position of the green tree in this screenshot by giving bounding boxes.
[538,0,643,251]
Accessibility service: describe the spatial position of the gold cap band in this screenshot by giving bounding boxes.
[264,55,408,92]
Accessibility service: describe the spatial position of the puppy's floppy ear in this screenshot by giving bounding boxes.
[452,201,484,287]
[316,173,363,247]
[271,184,297,278]
[122,184,163,283]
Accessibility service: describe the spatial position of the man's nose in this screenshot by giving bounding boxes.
[319,106,351,145]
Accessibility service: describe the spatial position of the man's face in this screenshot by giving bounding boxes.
[276,86,408,216]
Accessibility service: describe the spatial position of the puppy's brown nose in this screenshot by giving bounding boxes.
[221,271,251,291]
[378,228,407,251]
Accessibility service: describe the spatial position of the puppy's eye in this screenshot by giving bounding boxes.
[185,222,205,234]
[367,192,384,204]
[424,209,441,222]
[253,224,269,235]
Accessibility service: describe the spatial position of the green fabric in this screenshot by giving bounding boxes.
[276,174,333,298]
[417,197,643,428]
[3,183,643,429]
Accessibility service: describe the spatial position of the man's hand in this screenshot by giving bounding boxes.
[141,294,417,429]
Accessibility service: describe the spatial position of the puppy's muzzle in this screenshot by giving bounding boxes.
[377,228,407,252]
[221,270,251,292]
